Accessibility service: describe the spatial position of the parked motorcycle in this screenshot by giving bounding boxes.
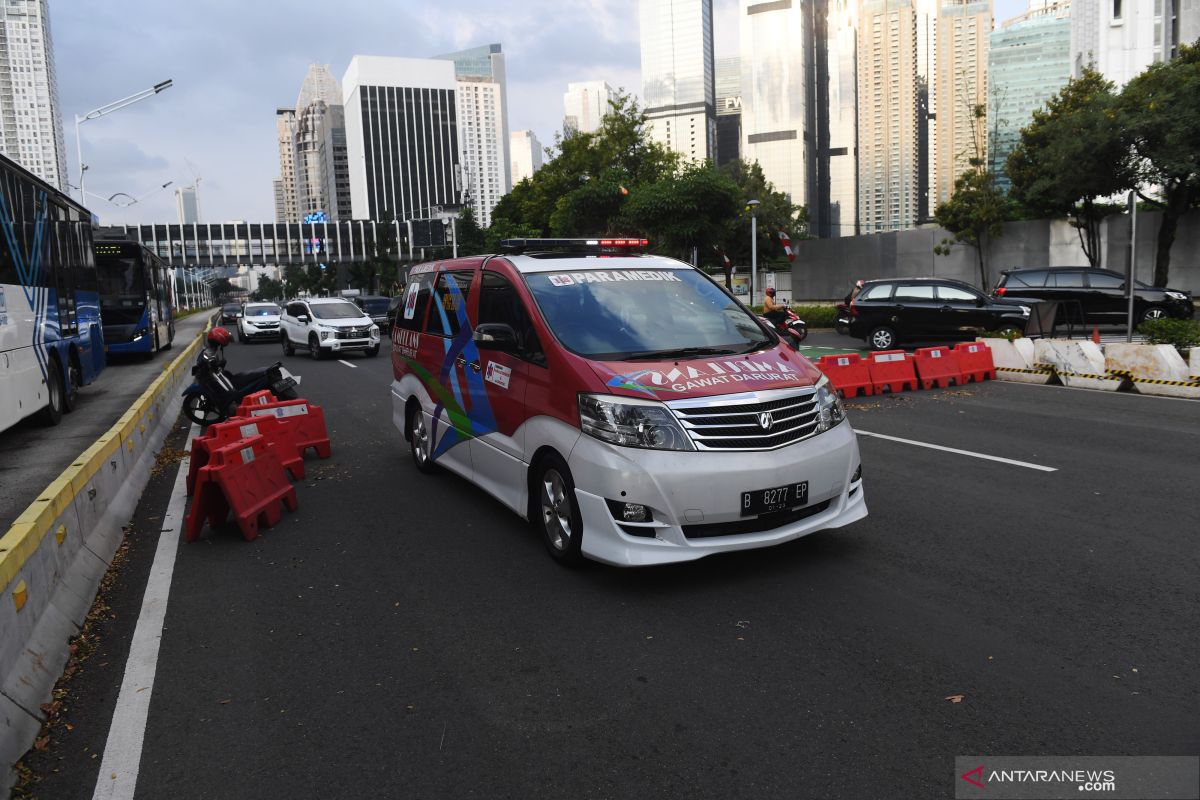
[182,327,300,425]
[760,305,809,347]
[835,280,865,336]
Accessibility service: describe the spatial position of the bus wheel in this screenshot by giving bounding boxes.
[38,358,64,426]
[63,353,82,413]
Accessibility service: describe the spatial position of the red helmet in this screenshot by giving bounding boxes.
[765,287,776,297]
[207,327,232,347]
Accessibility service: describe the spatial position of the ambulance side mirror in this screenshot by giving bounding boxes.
[474,323,518,352]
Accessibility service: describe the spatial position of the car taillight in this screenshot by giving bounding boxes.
[848,300,858,317]
[995,287,1006,296]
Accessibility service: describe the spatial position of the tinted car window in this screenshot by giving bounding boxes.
[398,274,434,333]
[858,283,892,301]
[310,302,364,320]
[893,285,935,301]
[1088,272,1124,289]
[937,285,977,301]
[1004,270,1048,288]
[1049,271,1086,288]
[479,271,544,363]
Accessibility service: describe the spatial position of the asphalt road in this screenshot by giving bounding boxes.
[18,337,1200,799]
[0,310,214,532]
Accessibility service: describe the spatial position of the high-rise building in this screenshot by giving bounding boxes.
[563,80,618,136]
[274,108,298,223]
[714,57,741,166]
[510,130,543,185]
[640,0,717,162]
[827,0,860,236]
[740,0,812,210]
[916,0,937,221]
[435,44,511,228]
[857,0,921,233]
[0,0,67,190]
[988,0,1071,192]
[342,56,461,222]
[293,64,351,220]
[932,0,992,209]
[1071,0,1197,85]
[175,185,199,224]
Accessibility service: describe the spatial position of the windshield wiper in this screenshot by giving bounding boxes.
[624,346,739,361]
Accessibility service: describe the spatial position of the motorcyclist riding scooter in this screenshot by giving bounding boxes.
[760,287,808,346]
[181,327,300,425]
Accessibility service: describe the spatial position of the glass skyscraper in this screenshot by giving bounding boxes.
[0,0,68,191]
[988,0,1071,192]
[640,0,717,162]
[714,57,741,166]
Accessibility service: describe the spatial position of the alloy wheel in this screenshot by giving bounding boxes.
[540,469,574,551]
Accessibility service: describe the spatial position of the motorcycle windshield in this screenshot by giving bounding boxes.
[525,267,772,362]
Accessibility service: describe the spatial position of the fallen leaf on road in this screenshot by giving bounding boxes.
[34,736,49,751]
[218,699,231,705]
[945,694,965,704]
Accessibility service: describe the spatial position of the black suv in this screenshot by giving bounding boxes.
[846,278,1029,350]
[993,267,1193,326]
[352,294,391,331]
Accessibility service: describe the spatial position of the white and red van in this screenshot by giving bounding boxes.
[391,238,866,566]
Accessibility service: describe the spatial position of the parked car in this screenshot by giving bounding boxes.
[280,297,380,359]
[993,267,1194,326]
[219,303,242,325]
[846,277,1029,350]
[352,294,391,332]
[393,237,866,567]
[237,302,283,342]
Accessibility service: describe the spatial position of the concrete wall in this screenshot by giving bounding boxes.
[790,209,1200,299]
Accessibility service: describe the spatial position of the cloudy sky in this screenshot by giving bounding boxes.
[53,0,1025,226]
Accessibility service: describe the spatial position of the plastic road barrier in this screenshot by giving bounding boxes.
[185,435,298,543]
[246,399,332,458]
[912,346,963,389]
[866,350,918,394]
[816,353,874,398]
[237,389,278,412]
[187,414,306,495]
[954,342,996,383]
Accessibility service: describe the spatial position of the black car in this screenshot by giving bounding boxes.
[846,278,1029,350]
[219,303,242,325]
[993,267,1193,326]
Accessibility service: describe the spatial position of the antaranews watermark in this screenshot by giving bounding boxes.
[955,756,1198,799]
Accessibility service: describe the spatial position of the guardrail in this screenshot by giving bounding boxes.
[0,317,209,791]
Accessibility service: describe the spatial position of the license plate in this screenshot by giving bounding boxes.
[741,481,809,517]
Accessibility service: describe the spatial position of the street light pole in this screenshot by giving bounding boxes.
[746,199,761,306]
[75,79,174,203]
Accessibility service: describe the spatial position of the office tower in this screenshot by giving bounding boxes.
[714,57,741,166]
[988,0,1071,192]
[740,0,812,210]
[435,44,510,228]
[916,0,937,221]
[563,81,618,135]
[640,0,717,162]
[175,185,199,224]
[510,130,543,185]
[932,0,992,209]
[293,64,351,220]
[274,108,298,222]
[1071,0,1198,84]
[342,56,461,222]
[0,0,68,190]
[857,0,921,233]
[827,0,859,236]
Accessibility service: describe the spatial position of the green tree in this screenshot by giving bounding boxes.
[716,160,807,270]
[454,206,487,256]
[1006,68,1136,267]
[283,264,308,298]
[1118,40,1200,286]
[251,276,284,302]
[209,277,236,301]
[934,166,1014,291]
[620,162,741,261]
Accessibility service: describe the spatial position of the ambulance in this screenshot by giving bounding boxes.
[391,238,866,566]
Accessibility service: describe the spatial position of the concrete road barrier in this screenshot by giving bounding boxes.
[1190,348,1199,381]
[981,338,1053,384]
[1034,339,1125,392]
[1106,343,1200,399]
[0,321,208,791]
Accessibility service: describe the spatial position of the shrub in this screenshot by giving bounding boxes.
[749,304,839,327]
[1136,318,1200,352]
[979,329,1022,341]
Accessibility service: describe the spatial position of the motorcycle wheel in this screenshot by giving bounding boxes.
[835,323,849,336]
[790,325,808,344]
[183,393,225,426]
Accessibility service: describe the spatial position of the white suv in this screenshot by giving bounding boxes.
[237,302,283,342]
[280,297,380,359]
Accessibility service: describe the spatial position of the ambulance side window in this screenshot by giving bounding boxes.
[428,271,473,337]
[479,271,544,365]
[399,273,434,333]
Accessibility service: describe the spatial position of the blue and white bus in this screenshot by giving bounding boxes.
[94,239,174,355]
[0,153,105,432]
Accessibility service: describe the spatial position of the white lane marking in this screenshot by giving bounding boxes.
[92,424,197,800]
[854,429,1058,472]
[337,359,358,368]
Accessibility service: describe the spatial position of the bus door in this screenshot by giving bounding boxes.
[50,203,78,341]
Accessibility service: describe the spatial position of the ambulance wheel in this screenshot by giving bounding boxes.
[534,454,584,567]
[408,404,438,474]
